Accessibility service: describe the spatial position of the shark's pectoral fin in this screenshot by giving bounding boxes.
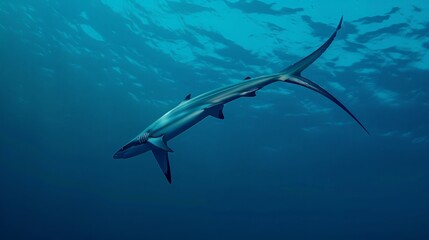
[205,104,224,119]
[243,76,251,80]
[152,148,172,184]
[241,88,258,97]
[148,136,173,152]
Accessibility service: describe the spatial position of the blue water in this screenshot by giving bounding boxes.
[1,1,429,239]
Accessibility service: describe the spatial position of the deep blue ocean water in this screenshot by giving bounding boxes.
[1,0,429,239]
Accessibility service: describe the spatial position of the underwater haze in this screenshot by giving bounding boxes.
[1,0,429,239]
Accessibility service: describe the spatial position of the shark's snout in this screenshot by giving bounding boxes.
[113,151,121,159]
[113,147,126,159]
[113,138,153,160]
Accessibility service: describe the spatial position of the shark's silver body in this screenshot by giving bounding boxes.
[113,18,368,183]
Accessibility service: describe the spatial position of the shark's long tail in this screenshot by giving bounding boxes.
[280,17,369,134]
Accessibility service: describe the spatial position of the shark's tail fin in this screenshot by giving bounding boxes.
[281,17,343,75]
[283,75,369,134]
[280,17,369,134]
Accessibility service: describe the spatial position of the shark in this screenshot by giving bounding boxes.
[113,17,369,183]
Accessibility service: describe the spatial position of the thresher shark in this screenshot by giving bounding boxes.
[113,18,368,183]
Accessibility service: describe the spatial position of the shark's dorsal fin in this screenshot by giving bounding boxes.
[179,94,191,105]
[152,148,172,184]
[205,104,224,119]
[243,76,251,80]
[148,136,173,152]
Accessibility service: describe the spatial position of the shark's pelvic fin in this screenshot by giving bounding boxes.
[205,104,224,119]
[152,148,172,184]
[148,136,174,152]
[241,88,258,97]
[243,76,251,80]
